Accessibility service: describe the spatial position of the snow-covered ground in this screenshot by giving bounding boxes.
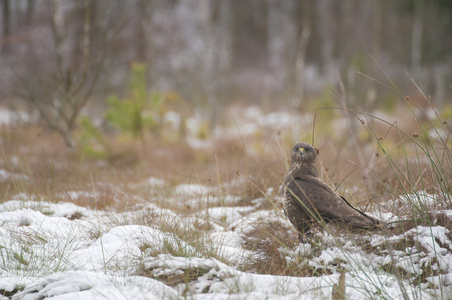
[1,180,452,299]
[1,106,452,299]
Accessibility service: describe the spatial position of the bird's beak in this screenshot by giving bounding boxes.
[299,147,304,154]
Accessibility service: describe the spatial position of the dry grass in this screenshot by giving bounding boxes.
[0,123,287,212]
[240,220,300,275]
[1,95,451,299]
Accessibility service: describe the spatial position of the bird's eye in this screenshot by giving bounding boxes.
[305,148,310,152]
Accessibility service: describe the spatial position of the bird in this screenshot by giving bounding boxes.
[283,142,384,240]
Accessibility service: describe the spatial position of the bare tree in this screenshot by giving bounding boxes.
[2,0,10,53]
[135,0,153,64]
[411,0,424,72]
[291,1,312,105]
[316,0,336,78]
[199,0,232,131]
[12,0,124,148]
[2,0,450,124]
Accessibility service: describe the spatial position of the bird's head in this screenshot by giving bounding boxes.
[290,142,318,166]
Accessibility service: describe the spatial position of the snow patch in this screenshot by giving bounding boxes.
[174,183,212,196]
[12,271,177,300]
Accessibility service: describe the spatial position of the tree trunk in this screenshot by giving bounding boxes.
[2,0,10,53]
[411,0,424,71]
[26,0,34,25]
[293,1,312,105]
[200,0,231,132]
[136,0,152,63]
[316,0,335,77]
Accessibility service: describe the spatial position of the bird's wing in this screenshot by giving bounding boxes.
[293,177,380,227]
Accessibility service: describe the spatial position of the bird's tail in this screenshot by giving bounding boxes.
[340,196,386,229]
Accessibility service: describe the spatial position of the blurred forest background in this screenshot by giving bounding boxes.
[0,0,451,149]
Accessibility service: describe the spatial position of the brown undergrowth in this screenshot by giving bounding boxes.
[1,97,451,293]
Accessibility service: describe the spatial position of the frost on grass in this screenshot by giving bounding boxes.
[2,188,452,299]
[70,225,198,272]
[11,271,177,300]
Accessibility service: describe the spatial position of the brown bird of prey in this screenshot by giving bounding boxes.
[283,142,384,240]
